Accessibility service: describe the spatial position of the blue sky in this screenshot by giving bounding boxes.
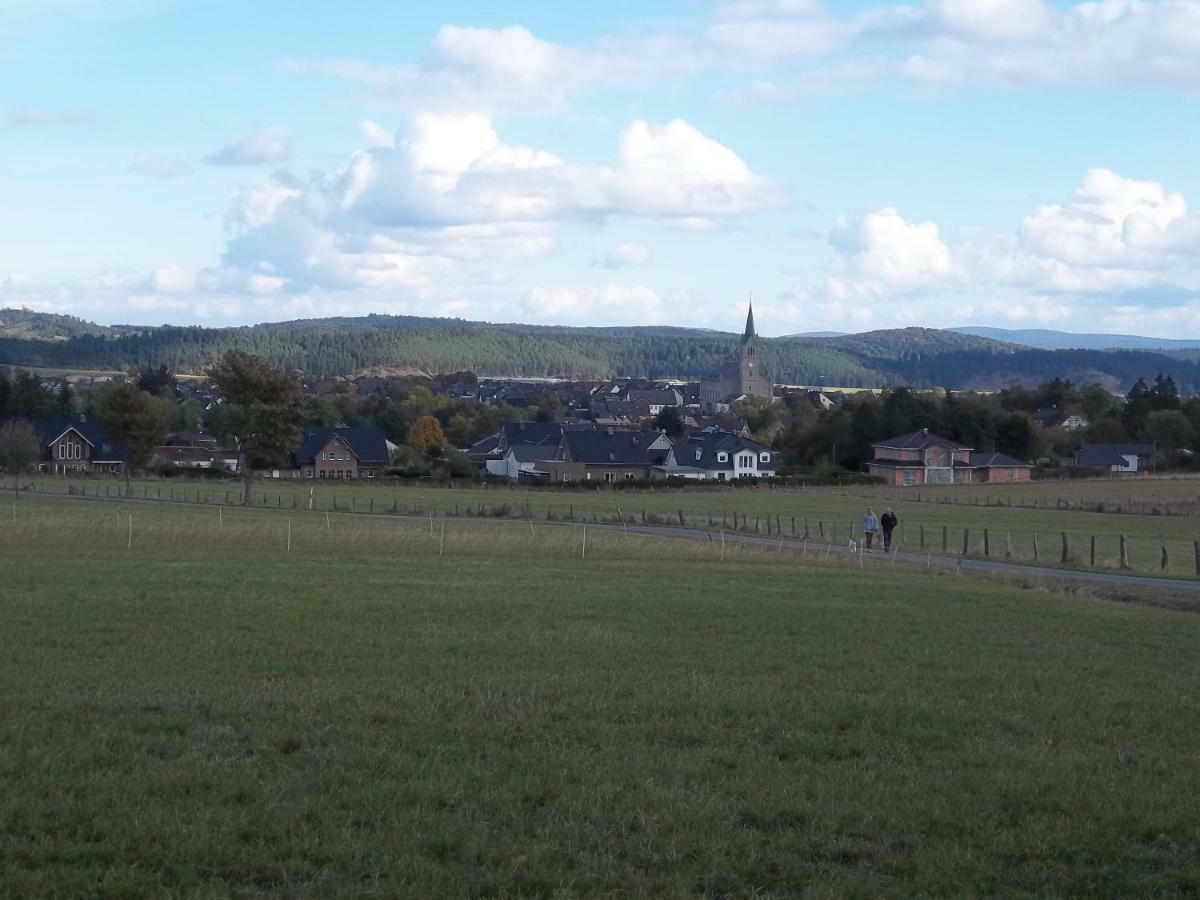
[3,0,1200,336]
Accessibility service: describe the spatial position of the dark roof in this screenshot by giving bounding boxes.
[873,428,971,451]
[562,429,670,466]
[500,422,564,448]
[742,301,756,343]
[622,389,681,405]
[295,426,389,465]
[466,433,502,458]
[1072,443,1154,467]
[30,418,128,462]
[509,444,555,463]
[972,452,1032,468]
[668,429,775,472]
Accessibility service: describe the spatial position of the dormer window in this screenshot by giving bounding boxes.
[717,452,728,462]
[760,452,770,463]
[694,448,702,461]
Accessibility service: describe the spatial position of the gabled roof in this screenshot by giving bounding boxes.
[972,452,1032,468]
[29,418,129,462]
[508,443,554,463]
[1072,443,1154,467]
[667,429,775,471]
[295,426,389,465]
[873,428,971,451]
[562,429,670,466]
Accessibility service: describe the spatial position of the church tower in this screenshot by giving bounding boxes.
[737,301,771,401]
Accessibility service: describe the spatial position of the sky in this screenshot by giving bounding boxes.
[2,0,1200,337]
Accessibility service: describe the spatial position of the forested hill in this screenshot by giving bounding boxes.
[2,310,1199,391]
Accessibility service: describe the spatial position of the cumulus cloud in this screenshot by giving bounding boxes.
[522,284,666,324]
[780,168,1200,333]
[208,114,777,295]
[283,24,708,116]
[127,152,192,179]
[594,242,652,269]
[206,128,291,166]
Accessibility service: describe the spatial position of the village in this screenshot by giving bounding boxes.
[0,305,1175,489]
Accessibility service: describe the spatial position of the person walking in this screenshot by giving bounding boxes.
[863,507,879,552]
[880,508,898,552]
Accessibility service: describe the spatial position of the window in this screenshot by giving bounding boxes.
[760,452,770,463]
[903,470,916,486]
[305,468,314,478]
[694,448,702,461]
[57,444,65,459]
[625,472,635,481]
[366,469,375,478]
[717,452,728,462]
[603,472,615,483]
[561,473,573,483]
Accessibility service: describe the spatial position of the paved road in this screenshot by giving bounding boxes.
[569,520,1200,592]
[25,488,1200,593]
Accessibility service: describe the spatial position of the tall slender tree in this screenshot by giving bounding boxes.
[207,352,305,505]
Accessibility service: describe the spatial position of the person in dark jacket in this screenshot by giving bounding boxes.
[880,508,898,551]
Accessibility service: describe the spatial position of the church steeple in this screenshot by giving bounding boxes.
[741,299,756,344]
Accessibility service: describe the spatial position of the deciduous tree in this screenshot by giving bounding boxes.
[208,351,305,505]
[406,415,445,457]
[97,383,172,490]
[0,418,40,497]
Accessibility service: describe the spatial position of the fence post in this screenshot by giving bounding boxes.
[1193,540,1199,576]
[1090,535,1096,567]
[942,525,948,553]
[962,528,969,556]
[819,520,824,538]
[1119,534,1129,569]
[1033,531,1039,562]
[678,510,685,527]
[1006,531,1012,559]
[983,528,989,557]
[791,516,796,536]
[919,524,925,549]
[1060,531,1069,564]
[1161,544,1169,573]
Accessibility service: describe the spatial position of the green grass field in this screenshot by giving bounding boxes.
[25,472,1200,580]
[3,496,1200,897]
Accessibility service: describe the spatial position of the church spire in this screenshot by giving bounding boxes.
[741,298,756,344]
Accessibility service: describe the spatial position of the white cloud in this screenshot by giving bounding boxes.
[5,107,87,126]
[781,168,1200,332]
[209,115,776,295]
[522,284,666,324]
[128,152,192,179]
[594,242,651,269]
[206,128,292,166]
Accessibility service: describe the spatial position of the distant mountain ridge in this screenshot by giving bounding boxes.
[2,308,1199,391]
[952,325,1200,351]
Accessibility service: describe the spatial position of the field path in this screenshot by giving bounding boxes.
[22,487,1200,593]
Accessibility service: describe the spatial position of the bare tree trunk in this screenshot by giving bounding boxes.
[243,458,253,506]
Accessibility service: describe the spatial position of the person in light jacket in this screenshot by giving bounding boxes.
[863,507,878,552]
[880,508,898,551]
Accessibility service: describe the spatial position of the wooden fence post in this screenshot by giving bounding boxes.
[1006,531,1013,559]
[1090,535,1096,567]
[983,528,990,557]
[1060,531,1069,564]
[962,528,969,556]
[942,525,948,553]
[1193,540,1199,576]
[1033,531,1039,562]
[1161,544,1169,573]
[919,524,925,549]
[1119,534,1129,569]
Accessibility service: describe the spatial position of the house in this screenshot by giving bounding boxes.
[540,429,672,483]
[620,388,683,415]
[1033,407,1089,431]
[1071,443,1154,473]
[662,429,777,481]
[699,302,774,412]
[473,422,566,479]
[285,426,391,479]
[30,418,127,475]
[866,428,1032,485]
[971,452,1035,483]
[153,432,240,472]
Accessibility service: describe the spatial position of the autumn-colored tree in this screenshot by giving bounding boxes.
[97,383,172,490]
[406,415,445,457]
[208,351,305,505]
[0,419,41,498]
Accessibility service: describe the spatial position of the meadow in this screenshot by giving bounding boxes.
[2,496,1200,897]
[24,472,1200,580]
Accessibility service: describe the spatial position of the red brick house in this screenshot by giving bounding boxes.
[866,428,1032,485]
[286,426,391,479]
[31,419,127,475]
